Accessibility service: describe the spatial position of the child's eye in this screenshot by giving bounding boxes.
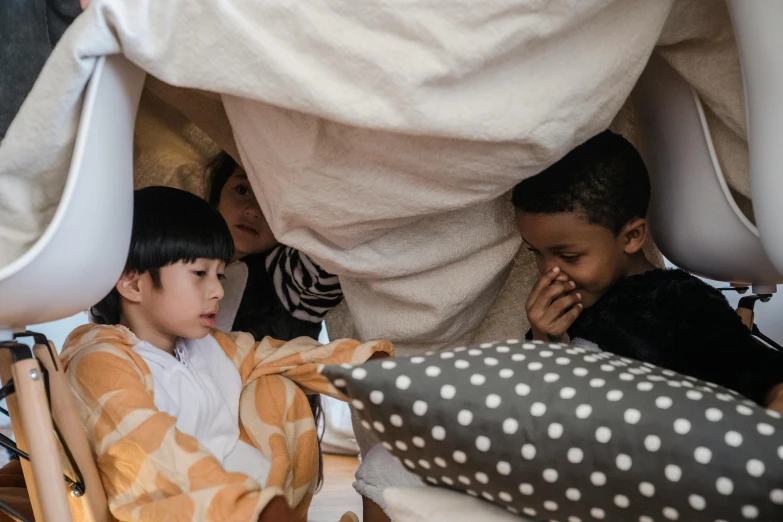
[193,270,207,277]
[234,184,250,196]
[560,254,582,263]
[217,273,227,281]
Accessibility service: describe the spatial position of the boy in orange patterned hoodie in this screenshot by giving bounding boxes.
[60,186,391,522]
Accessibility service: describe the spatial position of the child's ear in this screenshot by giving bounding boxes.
[621,218,648,255]
[115,271,143,303]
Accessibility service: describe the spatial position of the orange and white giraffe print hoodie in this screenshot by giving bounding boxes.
[60,324,393,522]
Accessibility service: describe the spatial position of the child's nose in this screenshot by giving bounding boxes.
[244,200,262,219]
[212,278,225,300]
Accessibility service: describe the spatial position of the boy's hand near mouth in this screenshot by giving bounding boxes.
[526,266,582,343]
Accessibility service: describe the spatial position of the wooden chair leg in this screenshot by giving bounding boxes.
[0,343,73,522]
[736,306,754,330]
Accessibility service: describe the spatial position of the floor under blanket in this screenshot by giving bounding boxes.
[309,454,363,522]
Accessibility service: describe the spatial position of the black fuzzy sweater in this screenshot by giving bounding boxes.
[528,269,783,405]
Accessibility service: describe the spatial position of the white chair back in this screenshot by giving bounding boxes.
[631,53,782,294]
[726,1,783,281]
[0,55,144,333]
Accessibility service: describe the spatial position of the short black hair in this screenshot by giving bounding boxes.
[511,130,650,233]
[206,151,239,207]
[91,186,234,324]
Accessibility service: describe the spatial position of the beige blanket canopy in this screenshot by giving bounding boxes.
[0,0,746,353]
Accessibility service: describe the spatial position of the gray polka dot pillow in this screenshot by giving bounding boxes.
[321,340,783,522]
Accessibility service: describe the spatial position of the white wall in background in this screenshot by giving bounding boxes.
[26,312,90,351]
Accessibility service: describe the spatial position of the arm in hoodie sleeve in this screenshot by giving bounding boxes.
[213,329,393,400]
[64,328,283,522]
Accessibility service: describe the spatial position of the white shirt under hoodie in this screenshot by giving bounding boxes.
[132,335,271,486]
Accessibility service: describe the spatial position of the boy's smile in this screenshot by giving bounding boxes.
[515,210,642,308]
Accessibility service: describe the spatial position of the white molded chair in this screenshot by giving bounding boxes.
[0,55,145,522]
[631,53,783,295]
[725,1,783,281]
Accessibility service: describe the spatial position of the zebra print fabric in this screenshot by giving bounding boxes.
[265,246,343,323]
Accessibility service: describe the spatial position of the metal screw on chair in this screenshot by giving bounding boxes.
[28,369,40,381]
[70,483,84,497]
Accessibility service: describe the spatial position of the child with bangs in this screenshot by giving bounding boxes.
[62,186,391,522]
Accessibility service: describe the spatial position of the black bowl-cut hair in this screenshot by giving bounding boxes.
[512,130,650,234]
[91,186,234,324]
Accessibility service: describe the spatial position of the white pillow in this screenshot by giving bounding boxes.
[354,444,424,512]
[384,486,532,522]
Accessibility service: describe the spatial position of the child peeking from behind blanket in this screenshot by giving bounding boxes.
[60,186,391,522]
[513,130,783,413]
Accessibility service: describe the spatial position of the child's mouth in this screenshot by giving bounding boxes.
[201,312,217,327]
[236,224,259,236]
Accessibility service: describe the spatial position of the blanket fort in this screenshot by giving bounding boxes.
[0,0,747,351]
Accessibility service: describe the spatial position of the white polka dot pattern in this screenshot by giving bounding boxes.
[321,339,783,521]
